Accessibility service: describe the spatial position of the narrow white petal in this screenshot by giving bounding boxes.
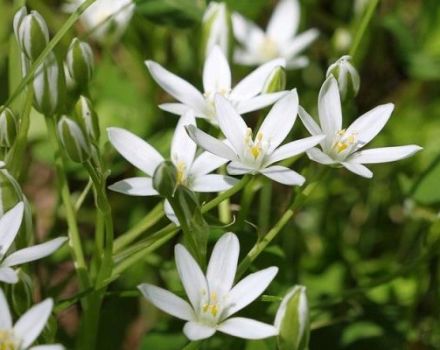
[267,0,300,43]
[257,90,299,153]
[203,46,231,93]
[164,200,178,225]
[218,317,278,339]
[0,288,12,328]
[29,345,65,350]
[341,162,373,178]
[185,125,237,161]
[174,244,208,311]
[348,145,423,164]
[346,104,394,151]
[227,162,254,175]
[0,202,24,257]
[298,106,322,136]
[260,166,305,186]
[318,76,342,139]
[107,128,164,176]
[267,135,325,165]
[286,56,310,69]
[233,49,262,66]
[171,111,197,169]
[226,266,278,317]
[282,29,319,59]
[191,175,238,193]
[207,232,239,297]
[159,103,190,116]
[306,147,336,165]
[190,151,229,177]
[232,13,265,48]
[138,283,194,321]
[3,237,67,267]
[14,299,53,348]
[236,92,287,115]
[183,321,216,341]
[0,266,18,284]
[146,60,206,115]
[108,177,158,196]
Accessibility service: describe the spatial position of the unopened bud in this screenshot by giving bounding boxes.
[0,108,18,148]
[74,96,100,141]
[262,66,286,93]
[275,286,310,350]
[66,38,94,92]
[326,55,360,100]
[153,161,177,198]
[13,7,27,42]
[16,10,49,61]
[57,116,91,163]
[201,2,231,59]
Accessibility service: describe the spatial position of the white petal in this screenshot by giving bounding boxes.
[346,104,394,150]
[108,177,158,196]
[232,13,265,48]
[341,162,373,178]
[348,145,423,164]
[306,147,336,165]
[267,0,300,43]
[236,92,287,115]
[14,298,53,348]
[260,166,305,186]
[286,56,310,69]
[257,90,299,153]
[159,103,190,116]
[164,200,178,225]
[203,46,231,94]
[171,111,197,169]
[298,106,322,136]
[186,125,237,161]
[146,60,206,115]
[29,345,65,350]
[231,58,286,100]
[0,288,12,328]
[174,244,208,312]
[267,135,325,165]
[138,283,194,321]
[227,162,254,175]
[318,76,342,140]
[226,266,278,317]
[218,317,278,339]
[107,128,164,176]
[233,49,262,66]
[282,29,319,59]
[191,175,238,192]
[3,237,67,267]
[207,232,239,297]
[183,321,216,341]
[0,266,18,284]
[190,151,229,177]
[0,202,24,257]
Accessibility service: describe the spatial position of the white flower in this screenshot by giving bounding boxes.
[0,288,64,350]
[186,91,325,186]
[107,111,237,221]
[139,232,279,341]
[65,0,135,43]
[0,202,67,284]
[326,55,360,99]
[298,76,423,178]
[146,45,287,122]
[202,2,230,58]
[232,0,318,69]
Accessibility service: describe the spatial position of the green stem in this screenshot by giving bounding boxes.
[258,179,272,232]
[236,177,259,228]
[183,341,202,350]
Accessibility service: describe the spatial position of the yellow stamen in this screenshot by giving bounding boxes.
[202,292,219,317]
[176,161,187,185]
[0,330,17,350]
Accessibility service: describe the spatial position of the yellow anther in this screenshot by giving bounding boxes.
[256,132,263,142]
[250,145,261,159]
[336,142,348,153]
[0,330,17,350]
[176,161,187,185]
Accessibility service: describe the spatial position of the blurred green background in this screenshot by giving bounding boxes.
[1,0,440,349]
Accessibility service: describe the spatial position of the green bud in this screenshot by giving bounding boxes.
[0,108,18,148]
[66,38,94,92]
[13,7,27,42]
[74,96,100,142]
[275,286,310,350]
[201,2,231,60]
[16,9,49,61]
[326,55,360,100]
[57,116,91,163]
[153,161,177,198]
[262,66,286,93]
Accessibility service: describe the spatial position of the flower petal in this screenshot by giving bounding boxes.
[267,0,300,43]
[29,345,65,350]
[218,317,278,339]
[108,177,158,196]
[0,288,12,328]
[0,266,18,284]
[348,145,423,164]
[306,147,336,165]
[227,162,254,175]
[260,166,305,186]
[0,202,24,257]
[341,162,373,178]
[14,298,53,348]
[282,29,319,59]
[159,103,190,116]
[183,321,216,341]
[138,283,194,321]
[232,13,265,49]
[171,111,197,169]
[107,127,164,176]
[203,46,231,94]
[236,92,287,115]
[226,266,278,317]
[190,151,229,177]
[191,174,238,192]
[318,76,342,141]
[267,135,325,165]
[286,56,310,69]
[164,200,178,225]
[298,106,322,136]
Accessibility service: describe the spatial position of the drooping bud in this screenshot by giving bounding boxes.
[153,161,177,198]
[326,55,360,100]
[275,286,310,350]
[201,2,231,59]
[32,53,65,116]
[74,96,100,142]
[0,108,18,148]
[57,116,91,163]
[66,38,94,92]
[262,66,286,94]
[16,10,49,61]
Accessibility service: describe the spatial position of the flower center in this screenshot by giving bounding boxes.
[0,330,18,350]
[332,129,357,155]
[202,292,219,317]
[259,37,279,60]
[244,128,265,161]
[175,161,187,186]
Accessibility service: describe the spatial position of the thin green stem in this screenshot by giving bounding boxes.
[183,341,202,350]
[258,179,272,232]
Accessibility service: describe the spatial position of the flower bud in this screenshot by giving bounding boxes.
[16,10,49,61]
[13,7,27,42]
[74,96,100,142]
[66,38,94,92]
[153,161,177,198]
[32,53,65,116]
[326,55,360,100]
[201,2,231,59]
[57,116,91,163]
[0,108,18,148]
[275,286,310,350]
[262,66,286,94]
